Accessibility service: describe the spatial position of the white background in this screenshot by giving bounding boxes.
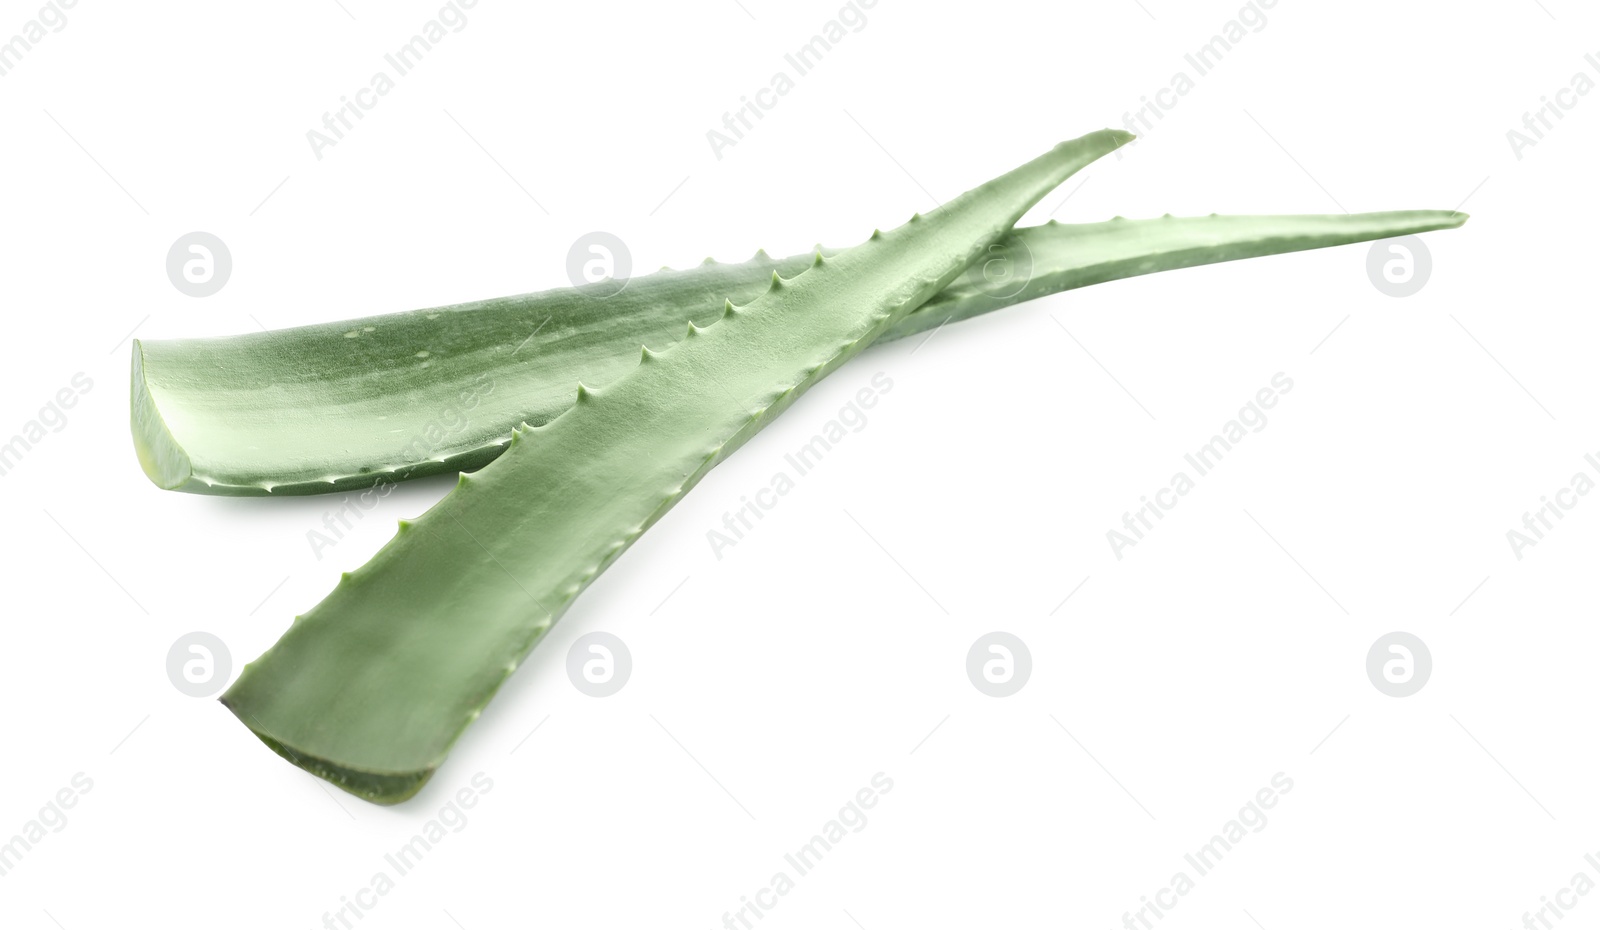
[1,1,1596,928]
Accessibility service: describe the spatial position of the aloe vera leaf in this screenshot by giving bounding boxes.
[132,211,1466,497]
[220,129,1133,803]
[901,209,1467,335]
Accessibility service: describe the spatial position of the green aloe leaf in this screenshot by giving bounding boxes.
[221,129,1133,803]
[133,212,1465,496]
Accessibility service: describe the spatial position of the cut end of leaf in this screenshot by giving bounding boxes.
[1094,129,1137,148]
[220,694,434,805]
[130,339,198,492]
